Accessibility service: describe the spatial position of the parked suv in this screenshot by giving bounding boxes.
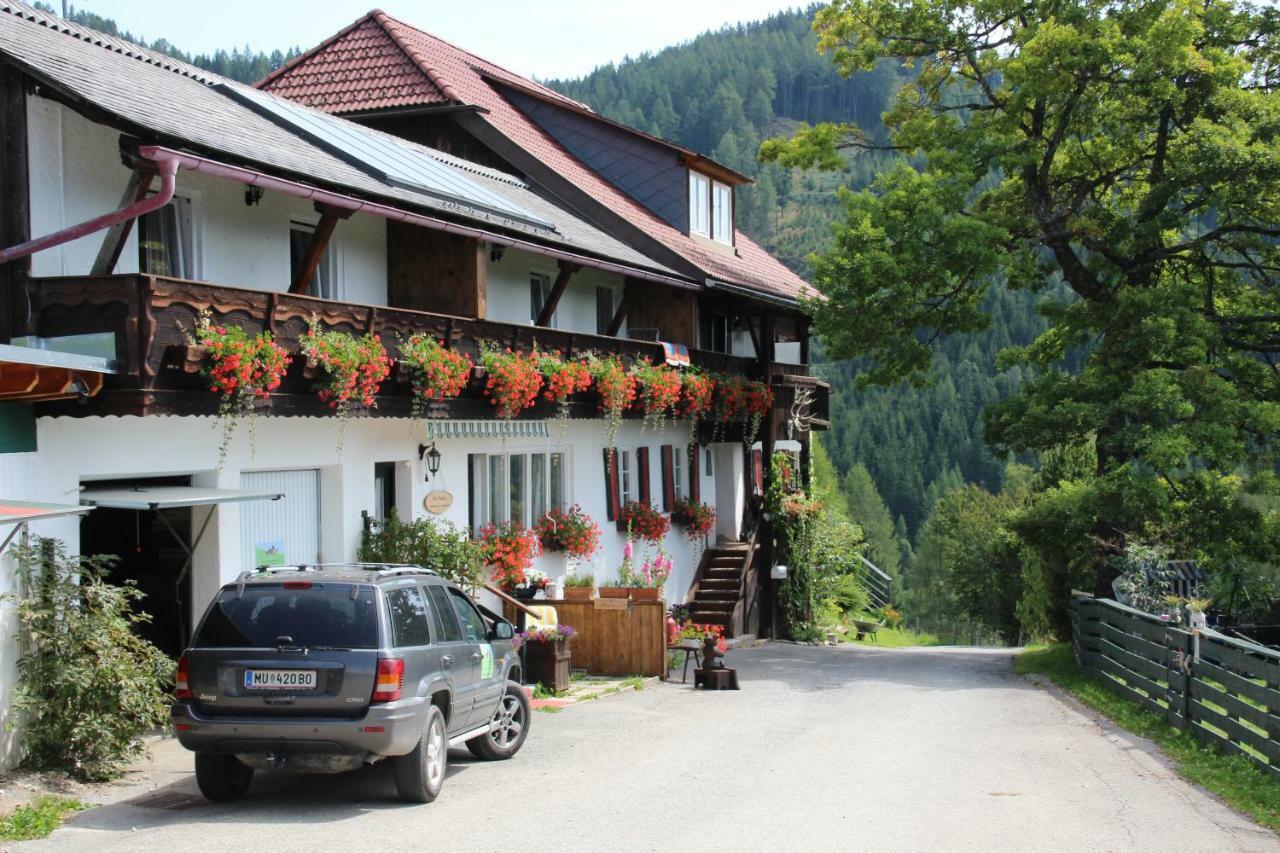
[172,564,528,803]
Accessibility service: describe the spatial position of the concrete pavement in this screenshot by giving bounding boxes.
[10,643,1278,852]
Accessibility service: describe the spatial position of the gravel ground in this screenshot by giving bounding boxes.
[8,643,1278,853]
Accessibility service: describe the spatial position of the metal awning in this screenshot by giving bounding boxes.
[0,499,93,525]
[0,499,93,554]
[79,485,283,511]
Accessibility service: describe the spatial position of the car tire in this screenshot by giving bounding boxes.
[394,704,448,803]
[467,680,530,761]
[194,753,254,802]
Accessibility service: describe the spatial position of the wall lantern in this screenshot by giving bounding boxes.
[418,442,442,481]
[489,244,506,263]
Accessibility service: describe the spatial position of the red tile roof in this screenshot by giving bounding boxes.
[259,10,814,303]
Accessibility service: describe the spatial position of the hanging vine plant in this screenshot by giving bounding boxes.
[677,370,715,448]
[191,309,290,473]
[630,360,683,431]
[587,353,636,452]
[743,380,774,448]
[399,333,472,419]
[538,350,592,430]
[301,317,393,454]
[480,343,543,419]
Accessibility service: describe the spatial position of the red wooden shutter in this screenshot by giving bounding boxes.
[752,448,764,495]
[603,448,620,521]
[636,447,651,505]
[689,445,700,503]
[660,445,675,511]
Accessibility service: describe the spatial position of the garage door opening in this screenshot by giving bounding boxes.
[80,479,285,658]
[79,476,192,658]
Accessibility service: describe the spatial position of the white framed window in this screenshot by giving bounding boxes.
[471,450,567,531]
[529,270,554,325]
[673,446,687,499]
[596,286,615,335]
[619,449,635,503]
[688,171,710,236]
[139,193,197,279]
[289,220,339,300]
[712,180,733,244]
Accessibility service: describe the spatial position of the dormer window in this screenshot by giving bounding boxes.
[688,170,733,245]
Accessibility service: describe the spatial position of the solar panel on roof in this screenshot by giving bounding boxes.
[217,83,553,231]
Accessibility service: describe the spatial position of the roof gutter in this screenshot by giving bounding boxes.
[0,150,178,265]
[0,144,697,290]
[705,277,804,310]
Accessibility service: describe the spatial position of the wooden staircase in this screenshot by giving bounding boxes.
[684,532,759,638]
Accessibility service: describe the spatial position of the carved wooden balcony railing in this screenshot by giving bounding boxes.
[16,274,823,424]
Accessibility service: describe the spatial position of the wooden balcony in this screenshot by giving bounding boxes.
[14,274,822,423]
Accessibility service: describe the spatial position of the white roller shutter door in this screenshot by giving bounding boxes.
[240,469,320,568]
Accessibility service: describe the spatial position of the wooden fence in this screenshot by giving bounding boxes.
[1072,594,1280,779]
[503,598,668,679]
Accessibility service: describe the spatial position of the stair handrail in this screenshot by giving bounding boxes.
[730,525,761,637]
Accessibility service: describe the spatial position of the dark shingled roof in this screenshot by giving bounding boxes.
[0,1,683,279]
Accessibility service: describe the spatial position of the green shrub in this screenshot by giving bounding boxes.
[564,573,594,588]
[0,795,86,841]
[831,574,870,616]
[5,538,173,782]
[358,510,482,588]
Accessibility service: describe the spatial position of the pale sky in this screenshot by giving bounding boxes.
[71,1,806,81]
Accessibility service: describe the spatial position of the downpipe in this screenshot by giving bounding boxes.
[0,149,179,265]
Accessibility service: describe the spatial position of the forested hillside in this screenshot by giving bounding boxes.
[551,9,1048,560]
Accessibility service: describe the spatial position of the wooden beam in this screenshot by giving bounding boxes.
[606,296,627,337]
[0,64,28,344]
[90,170,155,276]
[0,363,38,397]
[289,204,351,295]
[535,261,579,327]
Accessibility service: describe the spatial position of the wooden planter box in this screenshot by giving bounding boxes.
[524,639,571,692]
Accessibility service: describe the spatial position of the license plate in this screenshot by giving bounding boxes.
[244,669,316,690]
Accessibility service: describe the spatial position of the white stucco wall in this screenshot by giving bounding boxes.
[25,97,386,302]
[485,250,625,337]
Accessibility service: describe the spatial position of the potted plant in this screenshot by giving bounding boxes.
[538,350,592,430]
[630,360,682,430]
[671,498,716,543]
[563,573,594,601]
[479,343,543,419]
[398,332,472,419]
[190,310,290,472]
[618,500,670,541]
[677,371,715,446]
[598,539,636,599]
[534,505,601,561]
[588,353,636,452]
[300,317,393,453]
[478,521,540,595]
[628,550,672,602]
[520,624,576,693]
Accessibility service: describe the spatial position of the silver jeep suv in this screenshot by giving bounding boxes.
[172,564,528,803]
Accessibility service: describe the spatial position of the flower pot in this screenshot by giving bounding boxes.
[563,586,593,602]
[508,586,538,601]
[631,588,661,602]
[597,586,629,599]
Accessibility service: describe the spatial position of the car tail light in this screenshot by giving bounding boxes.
[175,655,192,700]
[282,580,312,589]
[372,658,404,703]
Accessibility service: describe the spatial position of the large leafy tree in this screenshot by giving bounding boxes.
[765,0,1280,592]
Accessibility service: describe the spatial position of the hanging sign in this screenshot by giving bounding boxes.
[423,490,454,515]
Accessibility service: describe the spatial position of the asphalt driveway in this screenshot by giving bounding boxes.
[11,643,1278,852]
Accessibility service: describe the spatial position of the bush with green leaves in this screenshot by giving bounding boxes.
[358,510,483,588]
[4,538,173,781]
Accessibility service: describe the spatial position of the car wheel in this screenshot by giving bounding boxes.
[194,753,254,802]
[393,703,448,803]
[467,680,530,761]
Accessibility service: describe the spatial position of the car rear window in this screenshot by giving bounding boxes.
[194,584,379,649]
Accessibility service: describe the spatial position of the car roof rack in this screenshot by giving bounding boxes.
[235,562,437,581]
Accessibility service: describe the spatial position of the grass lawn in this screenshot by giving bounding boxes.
[845,625,943,648]
[1016,643,1280,833]
[0,795,86,842]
